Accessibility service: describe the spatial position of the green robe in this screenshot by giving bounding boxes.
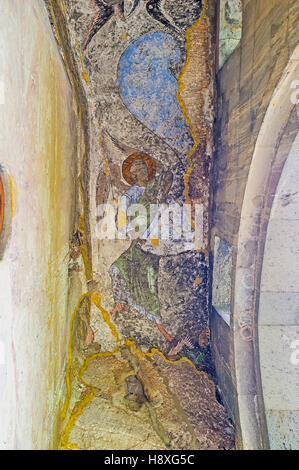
[112,173,165,320]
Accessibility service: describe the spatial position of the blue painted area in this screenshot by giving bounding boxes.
[118,33,193,157]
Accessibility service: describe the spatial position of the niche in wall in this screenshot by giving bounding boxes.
[218,0,242,69]
[212,236,233,325]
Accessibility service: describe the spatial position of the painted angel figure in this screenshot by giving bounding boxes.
[109,151,175,343]
[96,133,197,356]
[84,0,178,50]
[83,0,203,49]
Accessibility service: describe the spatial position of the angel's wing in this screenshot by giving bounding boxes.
[128,0,142,16]
[114,1,126,21]
[128,0,180,33]
[96,130,133,213]
[83,1,114,50]
[146,0,180,33]
[103,130,164,174]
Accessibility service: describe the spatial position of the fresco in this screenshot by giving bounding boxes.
[44,0,235,450]
[83,0,204,49]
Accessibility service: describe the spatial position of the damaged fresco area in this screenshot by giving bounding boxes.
[46,0,235,450]
[85,0,212,370]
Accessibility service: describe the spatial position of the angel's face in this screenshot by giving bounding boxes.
[130,160,149,186]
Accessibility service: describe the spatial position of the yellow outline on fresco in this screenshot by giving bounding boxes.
[8,174,17,218]
[178,0,208,204]
[58,289,217,450]
[77,40,92,89]
[99,135,110,177]
[59,294,122,449]
[177,0,209,257]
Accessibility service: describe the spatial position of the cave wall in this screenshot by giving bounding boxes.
[213,0,299,241]
[0,0,85,449]
[43,0,236,451]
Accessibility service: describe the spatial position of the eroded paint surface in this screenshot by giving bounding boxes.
[46,0,235,449]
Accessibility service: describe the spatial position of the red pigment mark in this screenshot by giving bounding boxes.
[83,0,101,50]
[114,4,126,21]
[168,336,195,356]
[157,324,172,343]
[110,302,123,316]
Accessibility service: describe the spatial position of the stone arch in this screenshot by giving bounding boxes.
[233,45,299,449]
[258,130,299,449]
